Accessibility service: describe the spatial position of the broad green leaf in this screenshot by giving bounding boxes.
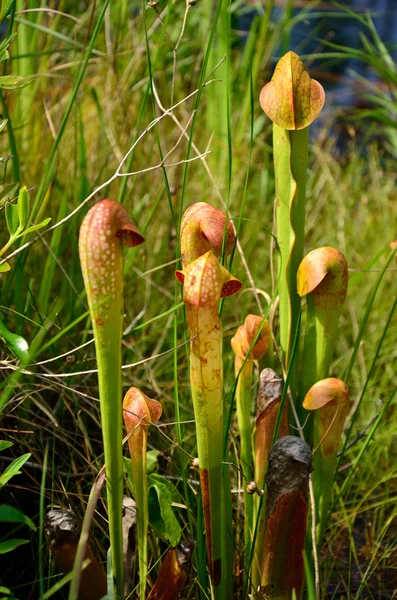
[0,75,29,90]
[17,217,51,237]
[0,441,13,452]
[0,585,17,600]
[0,319,30,362]
[17,187,30,230]
[0,539,29,554]
[0,505,36,531]
[0,262,11,273]
[0,453,31,489]
[148,474,182,544]
[259,51,325,130]
[5,202,19,236]
[149,474,180,503]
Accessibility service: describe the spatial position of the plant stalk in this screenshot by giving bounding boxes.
[79,199,144,599]
[176,250,241,595]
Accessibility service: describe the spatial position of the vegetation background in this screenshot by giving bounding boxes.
[0,0,396,598]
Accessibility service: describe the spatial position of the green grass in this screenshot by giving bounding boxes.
[0,1,396,599]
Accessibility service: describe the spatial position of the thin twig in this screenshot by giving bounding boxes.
[1,338,192,378]
[0,79,217,269]
[13,8,80,23]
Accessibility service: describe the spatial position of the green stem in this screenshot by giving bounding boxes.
[234,357,254,574]
[312,446,335,545]
[297,298,340,437]
[274,123,308,385]
[129,428,148,600]
[94,315,124,598]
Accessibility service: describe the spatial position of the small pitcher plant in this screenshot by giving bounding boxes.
[123,387,162,600]
[297,246,348,441]
[231,315,272,574]
[303,378,349,544]
[79,198,144,598]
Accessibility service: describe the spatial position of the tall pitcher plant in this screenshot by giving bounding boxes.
[260,52,325,385]
[79,199,144,598]
[176,203,241,594]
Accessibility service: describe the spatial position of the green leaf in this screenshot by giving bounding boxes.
[147,450,161,474]
[148,474,182,544]
[17,217,51,237]
[5,202,19,236]
[0,8,12,26]
[17,187,30,230]
[0,262,11,273]
[0,441,13,452]
[0,319,30,363]
[123,457,133,490]
[0,75,30,90]
[0,505,36,531]
[0,539,29,554]
[0,453,31,489]
[0,585,17,600]
[0,183,19,208]
[0,34,16,54]
[0,119,8,134]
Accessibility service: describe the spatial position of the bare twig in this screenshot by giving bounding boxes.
[1,338,192,378]
[0,79,217,269]
[14,8,80,22]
